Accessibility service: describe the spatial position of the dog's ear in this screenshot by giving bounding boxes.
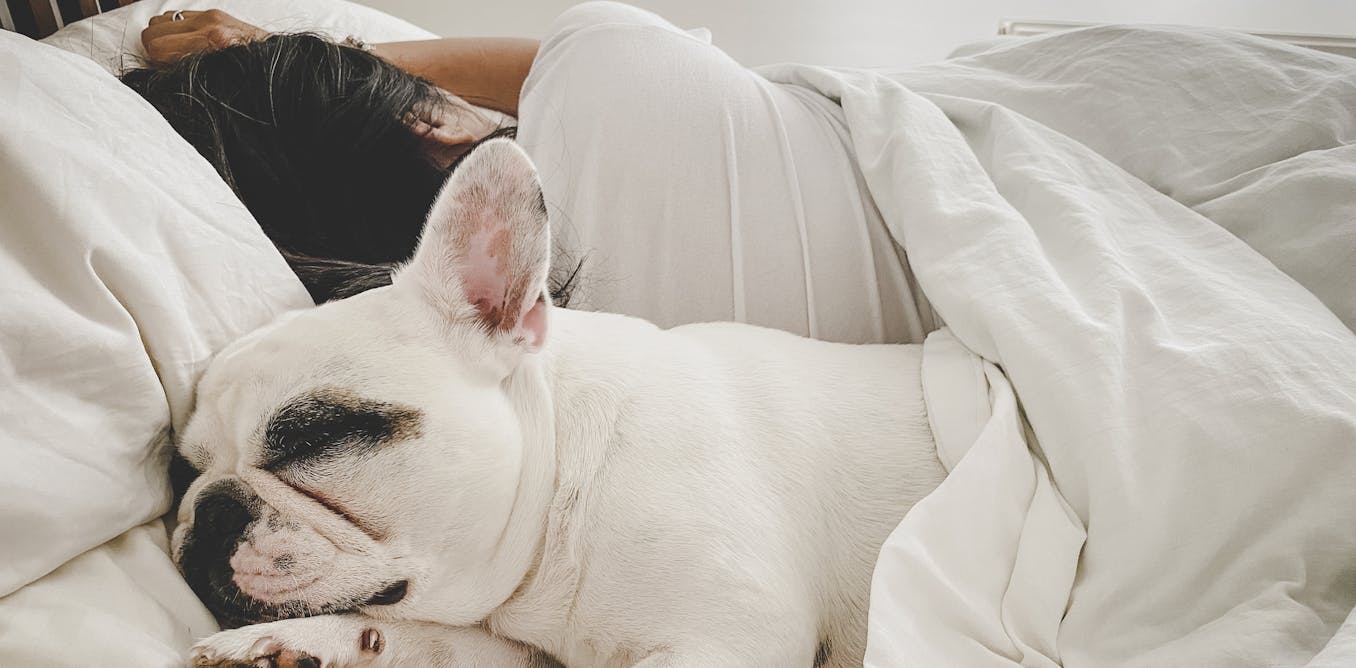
[398,138,550,351]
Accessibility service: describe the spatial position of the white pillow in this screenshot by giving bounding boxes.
[0,28,310,662]
[42,0,437,74]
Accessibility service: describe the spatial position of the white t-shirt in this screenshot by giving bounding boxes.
[517,1,934,344]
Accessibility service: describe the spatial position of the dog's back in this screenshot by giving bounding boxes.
[500,309,945,667]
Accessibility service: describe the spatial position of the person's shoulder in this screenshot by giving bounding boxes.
[546,2,680,37]
[526,2,710,99]
[538,1,709,59]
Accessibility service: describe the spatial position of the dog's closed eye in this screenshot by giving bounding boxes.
[261,389,423,471]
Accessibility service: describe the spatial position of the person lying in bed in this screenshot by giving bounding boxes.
[124,1,934,346]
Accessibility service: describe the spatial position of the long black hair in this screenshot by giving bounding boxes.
[122,33,579,305]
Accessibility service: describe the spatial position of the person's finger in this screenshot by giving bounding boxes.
[405,114,478,146]
[147,10,204,26]
[141,23,193,59]
[429,124,477,145]
[405,116,436,138]
[141,17,199,43]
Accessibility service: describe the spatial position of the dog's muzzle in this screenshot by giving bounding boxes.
[178,478,409,627]
[178,479,275,626]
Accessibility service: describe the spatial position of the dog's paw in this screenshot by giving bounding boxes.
[189,616,384,668]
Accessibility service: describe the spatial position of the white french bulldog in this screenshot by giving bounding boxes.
[175,138,946,668]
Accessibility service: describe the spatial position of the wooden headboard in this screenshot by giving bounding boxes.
[1,0,134,38]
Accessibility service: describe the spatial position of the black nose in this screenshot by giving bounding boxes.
[179,479,261,626]
[192,485,254,545]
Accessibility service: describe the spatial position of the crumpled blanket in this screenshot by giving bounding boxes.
[762,25,1356,668]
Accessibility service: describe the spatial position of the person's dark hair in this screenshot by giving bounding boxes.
[121,33,580,306]
[122,33,455,266]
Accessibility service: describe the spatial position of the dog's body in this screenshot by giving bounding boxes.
[179,140,945,667]
[485,309,942,667]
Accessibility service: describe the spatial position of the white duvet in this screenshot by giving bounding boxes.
[759,26,1356,668]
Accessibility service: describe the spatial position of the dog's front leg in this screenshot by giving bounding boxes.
[189,614,555,667]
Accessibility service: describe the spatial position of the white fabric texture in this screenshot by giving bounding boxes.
[0,29,309,665]
[0,29,310,596]
[519,2,935,345]
[1307,605,1356,668]
[0,521,218,667]
[879,28,1356,333]
[757,27,1356,668]
[884,329,1082,668]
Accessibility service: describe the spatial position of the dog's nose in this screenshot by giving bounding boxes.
[180,479,256,577]
[193,487,254,543]
[180,479,261,625]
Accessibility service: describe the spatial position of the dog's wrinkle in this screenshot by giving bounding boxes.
[525,392,634,634]
[485,459,591,650]
[284,478,387,542]
[494,538,545,617]
[484,454,557,632]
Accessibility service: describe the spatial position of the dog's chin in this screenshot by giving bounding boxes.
[209,578,409,629]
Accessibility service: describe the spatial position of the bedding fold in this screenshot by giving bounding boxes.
[764,25,1356,667]
[0,32,310,598]
[867,329,1083,668]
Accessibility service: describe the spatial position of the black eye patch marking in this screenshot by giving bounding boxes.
[261,389,423,471]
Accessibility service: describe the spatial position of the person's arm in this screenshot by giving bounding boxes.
[142,10,538,116]
[373,38,537,117]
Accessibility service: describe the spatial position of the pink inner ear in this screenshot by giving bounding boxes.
[460,223,513,327]
[409,137,550,349]
[459,221,548,349]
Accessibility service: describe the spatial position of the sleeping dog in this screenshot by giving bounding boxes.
[177,139,946,667]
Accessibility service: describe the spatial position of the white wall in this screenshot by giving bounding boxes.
[353,0,1356,67]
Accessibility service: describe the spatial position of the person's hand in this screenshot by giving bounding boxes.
[141,9,269,64]
[406,90,505,168]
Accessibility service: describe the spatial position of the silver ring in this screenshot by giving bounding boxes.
[171,10,185,21]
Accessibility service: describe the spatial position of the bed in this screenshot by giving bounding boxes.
[2,1,1355,666]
